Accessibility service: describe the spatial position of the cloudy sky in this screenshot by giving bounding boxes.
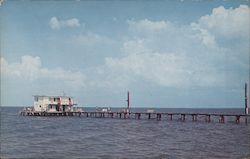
[1,0,249,108]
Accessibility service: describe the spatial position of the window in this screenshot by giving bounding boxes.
[34,97,38,102]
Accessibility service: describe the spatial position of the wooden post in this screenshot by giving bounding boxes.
[157,113,161,120]
[206,115,211,123]
[135,113,138,119]
[220,115,225,123]
[192,114,195,121]
[181,114,185,121]
[235,115,240,124]
[136,113,141,119]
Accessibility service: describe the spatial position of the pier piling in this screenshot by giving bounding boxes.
[206,115,211,123]
[148,113,151,119]
[236,115,240,124]
[219,115,225,123]
[181,114,186,121]
[169,114,173,120]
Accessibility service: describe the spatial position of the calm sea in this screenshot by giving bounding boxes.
[1,107,250,159]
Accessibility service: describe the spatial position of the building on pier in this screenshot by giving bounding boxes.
[33,95,76,112]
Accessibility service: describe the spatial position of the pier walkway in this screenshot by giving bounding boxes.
[20,111,250,124]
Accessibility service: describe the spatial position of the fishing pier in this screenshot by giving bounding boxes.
[20,110,250,124]
[20,83,250,124]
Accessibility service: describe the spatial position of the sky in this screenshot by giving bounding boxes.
[0,0,249,108]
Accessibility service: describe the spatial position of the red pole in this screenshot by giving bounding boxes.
[127,91,130,113]
[245,83,248,115]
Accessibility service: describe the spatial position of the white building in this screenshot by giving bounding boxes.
[33,95,75,112]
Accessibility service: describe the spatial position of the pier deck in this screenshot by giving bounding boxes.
[20,111,250,124]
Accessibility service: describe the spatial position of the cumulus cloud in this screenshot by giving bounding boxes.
[128,19,174,34]
[123,39,150,55]
[2,5,248,91]
[49,16,81,30]
[191,25,217,48]
[102,46,220,88]
[128,19,167,30]
[94,5,249,89]
[192,5,250,38]
[1,56,86,87]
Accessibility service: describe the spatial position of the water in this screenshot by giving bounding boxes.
[1,107,250,159]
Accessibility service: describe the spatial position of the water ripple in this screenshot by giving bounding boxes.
[1,107,250,159]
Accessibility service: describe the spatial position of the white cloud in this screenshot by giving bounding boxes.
[127,19,174,33]
[103,48,219,88]
[94,7,249,89]
[127,18,217,48]
[191,25,217,48]
[49,16,81,30]
[0,0,4,6]
[123,39,150,55]
[1,56,86,87]
[3,5,248,92]
[1,56,41,79]
[192,5,250,38]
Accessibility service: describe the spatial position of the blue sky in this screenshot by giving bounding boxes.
[1,0,249,108]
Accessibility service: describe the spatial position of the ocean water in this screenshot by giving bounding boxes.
[1,107,250,159]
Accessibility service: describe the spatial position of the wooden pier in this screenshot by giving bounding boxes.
[20,111,250,124]
[20,83,250,125]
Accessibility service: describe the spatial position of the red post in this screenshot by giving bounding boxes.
[127,91,130,113]
[245,83,248,115]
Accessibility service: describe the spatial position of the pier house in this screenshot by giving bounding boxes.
[33,95,74,112]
